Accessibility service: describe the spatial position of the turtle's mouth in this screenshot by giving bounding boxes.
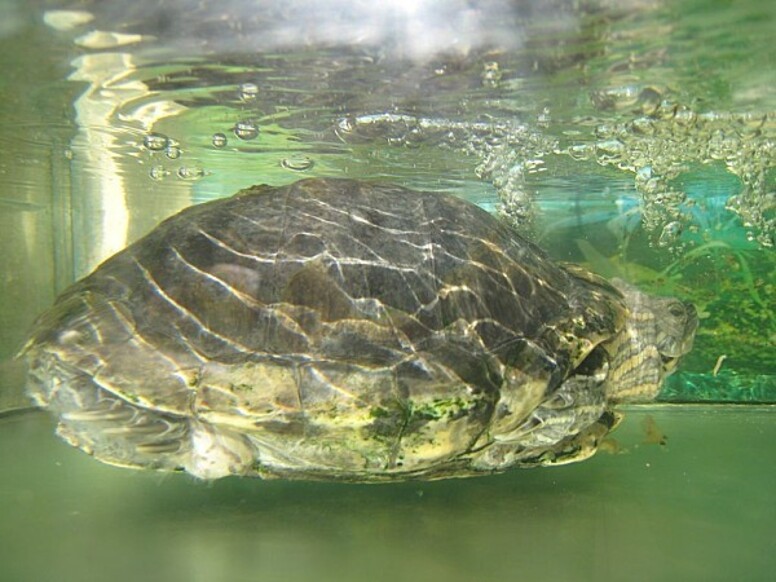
[660,354,680,375]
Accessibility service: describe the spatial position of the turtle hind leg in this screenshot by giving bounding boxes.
[59,403,256,479]
[29,349,258,478]
[54,384,193,473]
[27,358,186,473]
[56,387,256,479]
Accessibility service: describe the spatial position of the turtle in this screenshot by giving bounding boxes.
[20,178,697,481]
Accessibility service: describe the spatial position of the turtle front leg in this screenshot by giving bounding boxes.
[514,409,621,467]
[470,374,610,471]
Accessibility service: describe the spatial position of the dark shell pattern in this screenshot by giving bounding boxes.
[24,179,636,480]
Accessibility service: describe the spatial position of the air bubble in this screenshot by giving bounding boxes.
[239,82,259,101]
[673,108,697,127]
[595,124,617,139]
[629,117,655,135]
[524,159,545,173]
[281,155,314,172]
[568,144,593,161]
[642,177,665,194]
[143,133,169,151]
[149,165,168,180]
[656,100,678,120]
[481,62,502,88]
[658,221,683,247]
[537,107,551,127]
[336,117,355,135]
[595,139,625,159]
[637,87,662,115]
[177,166,206,181]
[165,145,181,159]
[234,120,259,141]
[738,113,767,137]
[636,166,653,181]
[212,133,228,148]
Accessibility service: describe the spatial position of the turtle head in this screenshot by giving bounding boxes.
[606,279,698,403]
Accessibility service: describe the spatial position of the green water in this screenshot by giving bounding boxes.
[1,406,774,581]
[0,0,774,580]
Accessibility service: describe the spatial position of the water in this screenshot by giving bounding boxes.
[0,1,774,580]
[1,405,774,581]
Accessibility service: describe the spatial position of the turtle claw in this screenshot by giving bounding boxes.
[62,407,136,423]
[52,383,191,472]
[101,418,187,443]
[135,440,183,454]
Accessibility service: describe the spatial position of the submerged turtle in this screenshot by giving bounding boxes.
[21,179,697,481]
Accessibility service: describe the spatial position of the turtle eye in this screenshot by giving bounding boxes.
[668,302,685,318]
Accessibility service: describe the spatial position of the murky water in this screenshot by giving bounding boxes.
[0,1,774,580]
[1,405,774,581]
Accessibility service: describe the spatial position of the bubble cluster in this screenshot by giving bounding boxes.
[472,127,557,230]
[140,129,223,184]
[335,113,556,231]
[336,98,773,250]
[585,95,775,248]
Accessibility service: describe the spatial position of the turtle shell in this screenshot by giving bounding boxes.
[23,178,628,480]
